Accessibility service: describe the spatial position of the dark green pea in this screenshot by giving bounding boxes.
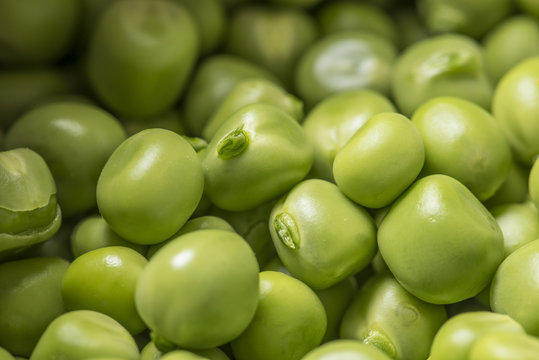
[210,201,277,268]
[483,15,539,84]
[417,0,511,38]
[0,257,68,357]
[172,0,227,56]
[202,78,303,141]
[0,68,75,130]
[412,97,512,201]
[182,55,279,137]
[269,179,377,290]
[202,103,313,211]
[0,0,80,64]
[0,148,61,258]
[340,274,447,360]
[20,221,74,261]
[428,311,525,360]
[392,34,493,117]
[295,31,397,108]
[317,1,398,45]
[86,0,199,118]
[393,6,429,49]
[484,162,529,208]
[302,89,395,181]
[6,101,127,217]
[301,340,393,360]
[378,174,504,304]
[231,271,327,360]
[265,0,324,8]
[122,109,187,137]
[516,0,539,19]
[30,310,140,360]
[226,5,318,87]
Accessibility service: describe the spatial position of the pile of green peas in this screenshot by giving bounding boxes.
[3,0,539,358]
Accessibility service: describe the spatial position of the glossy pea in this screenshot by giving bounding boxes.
[412,97,512,201]
[468,331,539,360]
[97,128,203,245]
[340,274,447,360]
[202,103,313,211]
[378,174,504,304]
[269,179,377,290]
[6,101,127,217]
[135,230,259,349]
[295,31,396,108]
[392,34,492,117]
[231,271,327,360]
[0,257,68,357]
[86,0,199,118]
[29,310,139,360]
[333,112,424,208]
[302,89,396,181]
[0,148,61,258]
[301,339,394,360]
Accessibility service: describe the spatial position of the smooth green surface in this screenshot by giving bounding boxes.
[531,159,539,209]
[97,128,203,245]
[378,174,504,304]
[0,257,68,357]
[5,101,127,217]
[469,331,539,360]
[135,230,259,349]
[231,271,327,360]
[301,340,393,360]
[269,179,377,290]
[333,112,424,208]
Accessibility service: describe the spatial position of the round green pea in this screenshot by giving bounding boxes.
[333,112,425,208]
[302,89,396,181]
[160,351,208,360]
[61,246,148,335]
[412,97,512,201]
[490,238,539,336]
[5,101,127,217]
[97,128,203,245]
[469,331,539,360]
[378,174,504,304]
[231,271,327,360]
[135,230,259,349]
[301,340,393,360]
[484,162,530,208]
[0,348,14,360]
[86,0,199,118]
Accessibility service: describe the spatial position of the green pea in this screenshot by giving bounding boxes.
[301,340,393,360]
[269,179,377,289]
[226,4,318,87]
[0,257,68,357]
[86,0,199,118]
[202,103,313,211]
[416,0,511,38]
[0,348,14,360]
[490,202,539,258]
[141,342,230,360]
[334,112,424,208]
[515,0,539,19]
[5,101,127,217]
[531,159,539,209]
[428,311,525,360]
[340,274,447,360]
[265,0,324,8]
[492,56,539,165]
[0,0,80,64]
[160,351,208,360]
[61,246,148,335]
[202,78,303,141]
[30,310,139,360]
[97,128,203,245]
[483,15,539,84]
[316,1,398,45]
[70,215,147,258]
[146,215,235,259]
[135,230,259,349]
[302,89,396,181]
[21,221,74,262]
[392,34,492,117]
[122,109,187,137]
[484,162,530,208]
[295,31,396,108]
[490,238,539,336]
[231,271,327,360]
[393,7,429,49]
[378,174,504,304]
[469,331,539,360]
[412,97,512,201]
[182,55,279,137]
[0,148,61,258]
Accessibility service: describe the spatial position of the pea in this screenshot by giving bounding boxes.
[97,128,203,245]
[530,159,539,208]
[135,230,259,349]
[0,348,14,360]
[230,271,327,360]
[484,162,530,208]
[301,339,393,360]
[141,342,230,360]
[468,331,539,360]
[5,101,127,217]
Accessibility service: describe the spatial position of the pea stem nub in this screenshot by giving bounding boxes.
[217,127,249,160]
[273,212,300,250]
